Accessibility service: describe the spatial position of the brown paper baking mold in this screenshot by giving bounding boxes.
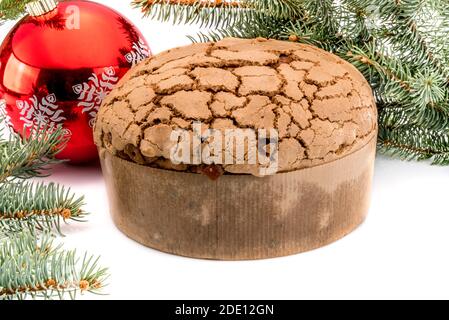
[100,136,376,260]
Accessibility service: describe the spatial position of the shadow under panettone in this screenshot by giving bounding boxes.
[99,137,376,260]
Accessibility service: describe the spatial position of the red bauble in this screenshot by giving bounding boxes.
[0,0,151,163]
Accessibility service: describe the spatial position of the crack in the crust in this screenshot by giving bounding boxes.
[133,104,154,125]
[231,70,244,98]
[274,62,295,100]
[155,95,214,124]
[296,134,310,159]
[310,130,377,164]
[276,93,313,130]
[314,76,355,100]
[273,106,282,136]
[141,136,164,155]
[304,71,350,87]
[271,95,311,134]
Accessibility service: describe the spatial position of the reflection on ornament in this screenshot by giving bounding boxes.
[16,94,66,129]
[73,67,119,128]
[125,38,151,66]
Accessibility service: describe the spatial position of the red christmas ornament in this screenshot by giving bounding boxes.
[0,0,151,163]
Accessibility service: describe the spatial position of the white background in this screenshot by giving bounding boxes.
[1,0,448,300]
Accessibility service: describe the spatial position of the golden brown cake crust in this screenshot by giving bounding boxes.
[94,38,377,175]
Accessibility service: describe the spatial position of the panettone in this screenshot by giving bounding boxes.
[94,37,376,176]
[96,38,378,260]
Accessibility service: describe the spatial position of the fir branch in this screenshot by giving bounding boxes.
[378,124,449,165]
[0,125,69,182]
[133,0,302,28]
[408,68,447,113]
[0,0,35,23]
[0,181,87,235]
[344,43,449,129]
[380,102,449,131]
[243,0,303,19]
[139,0,241,8]
[302,0,340,36]
[383,8,449,80]
[0,231,108,300]
[344,43,412,98]
[189,15,291,42]
[133,0,247,28]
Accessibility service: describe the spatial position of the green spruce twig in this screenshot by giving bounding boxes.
[0,124,69,182]
[0,122,87,235]
[0,181,87,235]
[0,231,108,300]
[0,0,35,23]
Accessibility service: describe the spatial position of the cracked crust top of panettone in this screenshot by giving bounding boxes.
[94,37,377,176]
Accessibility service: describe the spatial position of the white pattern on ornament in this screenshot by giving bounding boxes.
[125,38,150,66]
[73,67,119,128]
[0,100,12,129]
[16,94,67,133]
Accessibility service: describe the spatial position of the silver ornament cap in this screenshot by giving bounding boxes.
[25,0,58,17]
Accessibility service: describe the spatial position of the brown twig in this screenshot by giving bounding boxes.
[140,0,242,8]
[0,208,74,220]
[381,140,449,156]
[0,279,102,297]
